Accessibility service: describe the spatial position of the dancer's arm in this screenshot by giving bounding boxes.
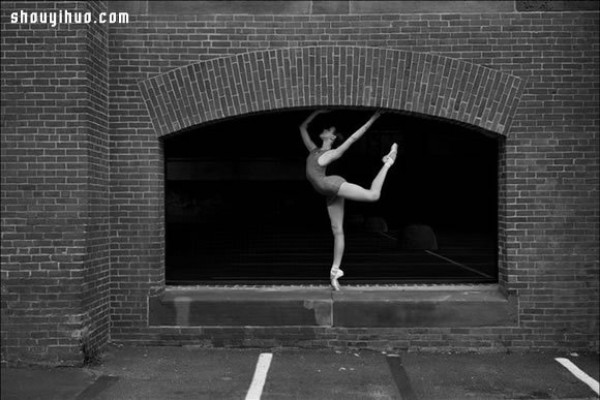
[333,111,382,156]
[300,110,326,151]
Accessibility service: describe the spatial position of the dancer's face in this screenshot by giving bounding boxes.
[320,127,337,143]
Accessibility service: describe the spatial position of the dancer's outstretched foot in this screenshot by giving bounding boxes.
[383,143,398,166]
[330,268,344,291]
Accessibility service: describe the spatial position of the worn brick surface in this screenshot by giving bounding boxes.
[1,2,599,364]
[140,48,525,137]
[109,11,599,354]
[1,1,110,365]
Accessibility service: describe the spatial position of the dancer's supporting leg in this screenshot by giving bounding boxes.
[326,143,398,290]
[327,196,345,291]
[336,143,398,203]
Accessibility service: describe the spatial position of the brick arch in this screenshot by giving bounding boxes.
[139,46,525,137]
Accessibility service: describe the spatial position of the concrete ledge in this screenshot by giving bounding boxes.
[149,285,516,328]
[149,287,332,327]
[332,287,514,327]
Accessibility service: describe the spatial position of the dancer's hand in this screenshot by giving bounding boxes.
[312,109,330,117]
[363,111,382,126]
[372,110,384,120]
[300,110,329,151]
[303,109,329,126]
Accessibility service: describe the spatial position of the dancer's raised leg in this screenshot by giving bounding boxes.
[336,143,398,203]
[327,196,345,291]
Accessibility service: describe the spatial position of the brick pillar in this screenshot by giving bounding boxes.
[1,1,109,365]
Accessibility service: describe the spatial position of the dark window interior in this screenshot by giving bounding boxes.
[164,109,499,285]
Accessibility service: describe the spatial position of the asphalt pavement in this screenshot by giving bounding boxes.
[2,345,598,400]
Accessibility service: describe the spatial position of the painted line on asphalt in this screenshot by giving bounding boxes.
[245,353,273,400]
[425,250,494,279]
[555,358,599,396]
[386,355,418,400]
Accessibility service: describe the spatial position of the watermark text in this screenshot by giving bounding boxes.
[10,10,129,27]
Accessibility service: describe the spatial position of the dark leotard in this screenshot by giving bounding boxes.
[306,148,346,203]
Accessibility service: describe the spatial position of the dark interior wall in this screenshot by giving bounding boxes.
[164,110,498,232]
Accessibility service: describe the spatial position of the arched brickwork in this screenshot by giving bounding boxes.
[139,46,525,137]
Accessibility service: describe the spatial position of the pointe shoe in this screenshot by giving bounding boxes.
[382,143,398,166]
[330,269,344,291]
[331,278,341,291]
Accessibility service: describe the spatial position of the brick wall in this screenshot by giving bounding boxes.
[1,1,110,365]
[1,1,598,364]
[81,0,110,364]
[139,47,525,137]
[108,6,599,353]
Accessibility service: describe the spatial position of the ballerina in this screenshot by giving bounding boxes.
[300,110,398,290]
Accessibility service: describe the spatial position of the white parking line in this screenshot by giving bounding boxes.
[555,357,599,396]
[245,353,273,400]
